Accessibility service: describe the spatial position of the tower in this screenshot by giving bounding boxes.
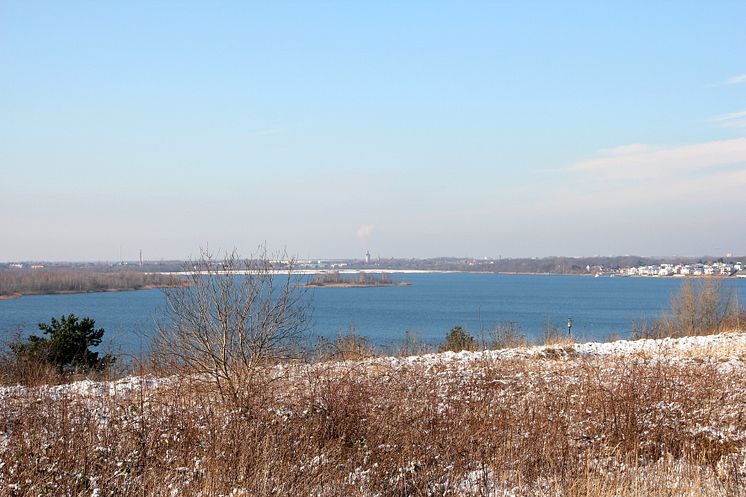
[365,251,371,264]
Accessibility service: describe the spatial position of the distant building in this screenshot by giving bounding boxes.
[365,251,371,264]
[621,259,742,278]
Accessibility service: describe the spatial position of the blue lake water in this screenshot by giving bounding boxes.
[1,273,744,356]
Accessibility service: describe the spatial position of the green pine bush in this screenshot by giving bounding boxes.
[439,325,476,352]
[11,314,115,373]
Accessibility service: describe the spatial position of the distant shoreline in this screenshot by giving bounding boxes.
[1,272,741,301]
[0,282,189,301]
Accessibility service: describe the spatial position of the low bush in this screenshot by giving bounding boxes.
[314,326,378,361]
[634,279,742,338]
[393,330,433,357]
[9,314,115,373]
[485,321,528,349]
[541,321,574,346]
[439,325,477,352]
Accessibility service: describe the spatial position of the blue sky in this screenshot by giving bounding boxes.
[2,1,745,261]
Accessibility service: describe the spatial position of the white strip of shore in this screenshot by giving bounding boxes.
[152,269,460,276]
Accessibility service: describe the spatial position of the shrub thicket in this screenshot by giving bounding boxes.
[7,314,115,379]
[634,279,742,338]
[439,325,476,352]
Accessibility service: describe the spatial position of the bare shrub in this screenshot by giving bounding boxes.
[314,326,378,361]
[635,279,741,338]
[542,321,574,346]
[394,329,433,357]
[152,247,310,405]
[485,321,528,349]
[0,344,60,386]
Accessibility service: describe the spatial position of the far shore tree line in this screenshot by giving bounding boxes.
[8,253,746,277]
[0,270,182,298]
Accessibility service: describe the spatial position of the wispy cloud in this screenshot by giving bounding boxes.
[710,110,746,129]
[723,74,746,85]
[356,224,374,240]
[567,138,746,180]
[501,160,746,223]
[599,144,659,156]
[562,167,746,211]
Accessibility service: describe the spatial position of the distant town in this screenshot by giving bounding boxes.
[616,261,744,277]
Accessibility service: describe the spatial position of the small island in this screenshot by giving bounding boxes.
[305,271,410,288]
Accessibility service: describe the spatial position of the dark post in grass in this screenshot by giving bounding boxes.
[567,317,573,336]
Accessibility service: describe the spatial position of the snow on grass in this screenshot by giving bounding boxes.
[367,330,746,371]
[1,331,744,400]
[1,331,744,496]
[0,374,171,400]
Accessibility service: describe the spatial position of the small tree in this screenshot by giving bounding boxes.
[439,325,476,352]
[154,247,311,405]
[634,279,741,338]
[658,279,738,337]
[11,314,114,373]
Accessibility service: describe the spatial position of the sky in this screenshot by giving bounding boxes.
[2,1,746,261]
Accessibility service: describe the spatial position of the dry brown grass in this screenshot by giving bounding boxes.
[1,339,745,496]
[0,338,125,388]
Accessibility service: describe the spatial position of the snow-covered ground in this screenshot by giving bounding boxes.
[356,330,746,373]
[2,331,744,399]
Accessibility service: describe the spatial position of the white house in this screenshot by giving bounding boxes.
[659,266,673,276]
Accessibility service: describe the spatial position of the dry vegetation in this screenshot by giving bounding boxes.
[1,334,745,497]
[306,271,408,287]
[633,279,743,339]
[2,258,744,496]
[0,270,184,298]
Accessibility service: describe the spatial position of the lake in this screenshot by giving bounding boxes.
[1,273,744,356]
